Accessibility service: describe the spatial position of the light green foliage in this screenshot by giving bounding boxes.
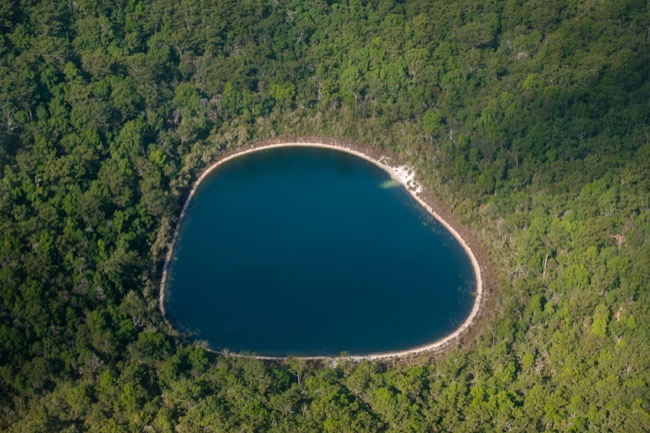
[269,83,296,109]
[591,304,610,338]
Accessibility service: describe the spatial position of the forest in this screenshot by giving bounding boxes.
[0,0,648,431]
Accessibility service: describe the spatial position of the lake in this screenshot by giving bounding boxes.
[164,146,475,357]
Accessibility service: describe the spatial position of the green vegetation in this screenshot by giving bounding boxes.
[1,0,648,431]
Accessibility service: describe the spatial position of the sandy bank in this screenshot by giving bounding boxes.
[159,137,488,361]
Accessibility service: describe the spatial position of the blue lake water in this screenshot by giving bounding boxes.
[164,147,475,356]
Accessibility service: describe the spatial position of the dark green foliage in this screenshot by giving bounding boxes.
[1,0,649,431]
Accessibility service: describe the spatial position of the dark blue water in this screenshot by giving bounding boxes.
[165,147,475,356]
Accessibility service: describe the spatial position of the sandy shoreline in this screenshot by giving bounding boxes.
[159,138,487,361]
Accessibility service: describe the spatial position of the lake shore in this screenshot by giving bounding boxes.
[159,136,491,361]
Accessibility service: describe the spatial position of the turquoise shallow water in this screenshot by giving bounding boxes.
[165,147,475,356]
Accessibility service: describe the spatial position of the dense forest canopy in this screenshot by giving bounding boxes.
[0,0,649,431]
